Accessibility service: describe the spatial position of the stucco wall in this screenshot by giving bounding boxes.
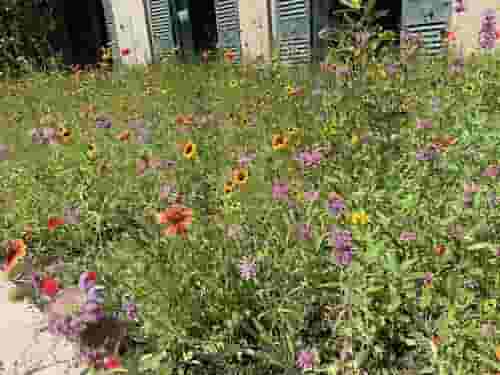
[449,0,499,56]
[238,0,273,64]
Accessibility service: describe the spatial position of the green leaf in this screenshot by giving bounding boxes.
[384,253,400,273]
[467,242,492,251]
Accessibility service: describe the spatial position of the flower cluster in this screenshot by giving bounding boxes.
[479,8,497,50]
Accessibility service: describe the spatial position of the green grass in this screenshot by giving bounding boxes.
[1,44,500,375]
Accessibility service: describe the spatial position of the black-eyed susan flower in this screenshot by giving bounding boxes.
[224,180,235,194]
[272,134,288,151]
[232,168,249,185]
[183,141,197,159]
[57,126,72,144]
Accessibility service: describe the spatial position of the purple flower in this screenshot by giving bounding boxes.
[454,0,465,15]
[416,147,439,161]
[416,118,433,129]
[95,116,112,129]
[31,272,42,290]
[272,181,289,200]
[303,191,320,201]
[296,350,315,369]
[329,226,354,266]
[238,152,257,167]
[479,9,497,50]
[86,285,105,304]
[327,193,346,217]
[295,150,323,168]
[297,223,313,241]
[399,231,417,241]
[122,302,138,320]
[239,256,257,280]
[384,63,399,77]
[79,271,97,292]
[424,272,433,285]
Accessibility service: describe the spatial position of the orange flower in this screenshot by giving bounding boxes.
[224,180,235,193]
[432,335,442,347]
[320,63,336,73]
[156,205,193,238]
[232,168,249,185]
[183,141,197,159]
[431,135,457,153]
[48,217,65,232]
[495,344,500,361]
[272,134,288,151]
[116,130,131,142]
[434,244,446,256]
[2,239,26,273]
[224,50,237,63]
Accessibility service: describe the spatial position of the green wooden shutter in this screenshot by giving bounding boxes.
[402,0,451,55]
[214,0,241,64]
[101,0,119,61]
[150,0,175,59]
[277,0,311,65]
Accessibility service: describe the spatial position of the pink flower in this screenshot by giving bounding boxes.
[296,350,315,369]
[399,231,417,241]
[303,191,320,201]
[416,118,432,129]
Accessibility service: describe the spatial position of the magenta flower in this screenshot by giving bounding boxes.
[295,150,323,168]
[454,0,465,15]
[327,193,346,217]
[296,350,315,369]
[272,181,289,200]
[297,223,313,241]
[479,8,497,50]
[416,118,432,129]
[303,191,320,201]
[481,165,498,177]
[399,231,417,241]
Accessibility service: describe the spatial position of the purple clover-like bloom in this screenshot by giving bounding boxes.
[296,350,315,369]
[95,116,112,129]
[272,181,289,200]
[416,147,439,161]
[329,226,354,266]
[239,256,257,281]
[327,193,346,217]
[122,302,139,320]
[79,272,96,292]
[479,9,497,50]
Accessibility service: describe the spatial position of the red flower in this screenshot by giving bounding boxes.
[156,205,193,238]
[447,31,456,42]
[496,28,500,40]
[2,239,27,273]
[103,356,121,369]
[87,271,97,281]
[120,48,131,57]
[48,217,65,232]
[40,277,59,297]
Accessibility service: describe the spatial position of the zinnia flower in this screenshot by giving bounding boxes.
[48,216,65,232]
[1,239,27,273]
[40,277,60,297]
[156,204,193,237]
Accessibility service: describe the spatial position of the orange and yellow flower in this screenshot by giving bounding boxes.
[2,239,27,273]
[182,141,197,159]
[232,168,249,185]
[224,180,235,193]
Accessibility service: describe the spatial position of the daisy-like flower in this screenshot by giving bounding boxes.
[272,134,288,151]
[1,239,27,273]
[182,141,197,160]
[156,204,193,237]
[232,168,249,185]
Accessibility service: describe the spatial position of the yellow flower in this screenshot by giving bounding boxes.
[224,180,235,193]
[183,141,197,160]
[232,168,249,185]
[351,134,360,145]
[57,126,72,144]
[351,211,369,225]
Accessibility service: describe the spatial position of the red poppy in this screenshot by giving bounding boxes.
[48,217,65,232]
[156,204,193,238]
[120,48,131,57]
[40,277,60,297]
[2,239,27,273]
[447,31,456,42]
[104,356,121,369]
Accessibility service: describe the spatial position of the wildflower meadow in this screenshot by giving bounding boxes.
[1,7,500,375]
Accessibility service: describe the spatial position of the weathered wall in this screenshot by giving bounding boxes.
[238,0,273,64]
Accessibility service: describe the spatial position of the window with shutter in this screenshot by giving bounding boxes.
[277,0,311,65]
[150,0,175,59]
[214,0,242,64]
[402,0,451,55]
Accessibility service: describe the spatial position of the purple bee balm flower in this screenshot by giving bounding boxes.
[79,272,96,292]
[272,181,289,200]
[479,9,497,50]
[335,247,353,266]
[95,116,112,129]
[399,231,417,241]
[239,256,257,281]
[296,350,315,369]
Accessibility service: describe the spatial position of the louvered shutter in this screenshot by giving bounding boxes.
[214,0,241,64]
[402,0,452,55]
[277,0,311,65]
[101,0,119,61]
[150,0,175,59]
